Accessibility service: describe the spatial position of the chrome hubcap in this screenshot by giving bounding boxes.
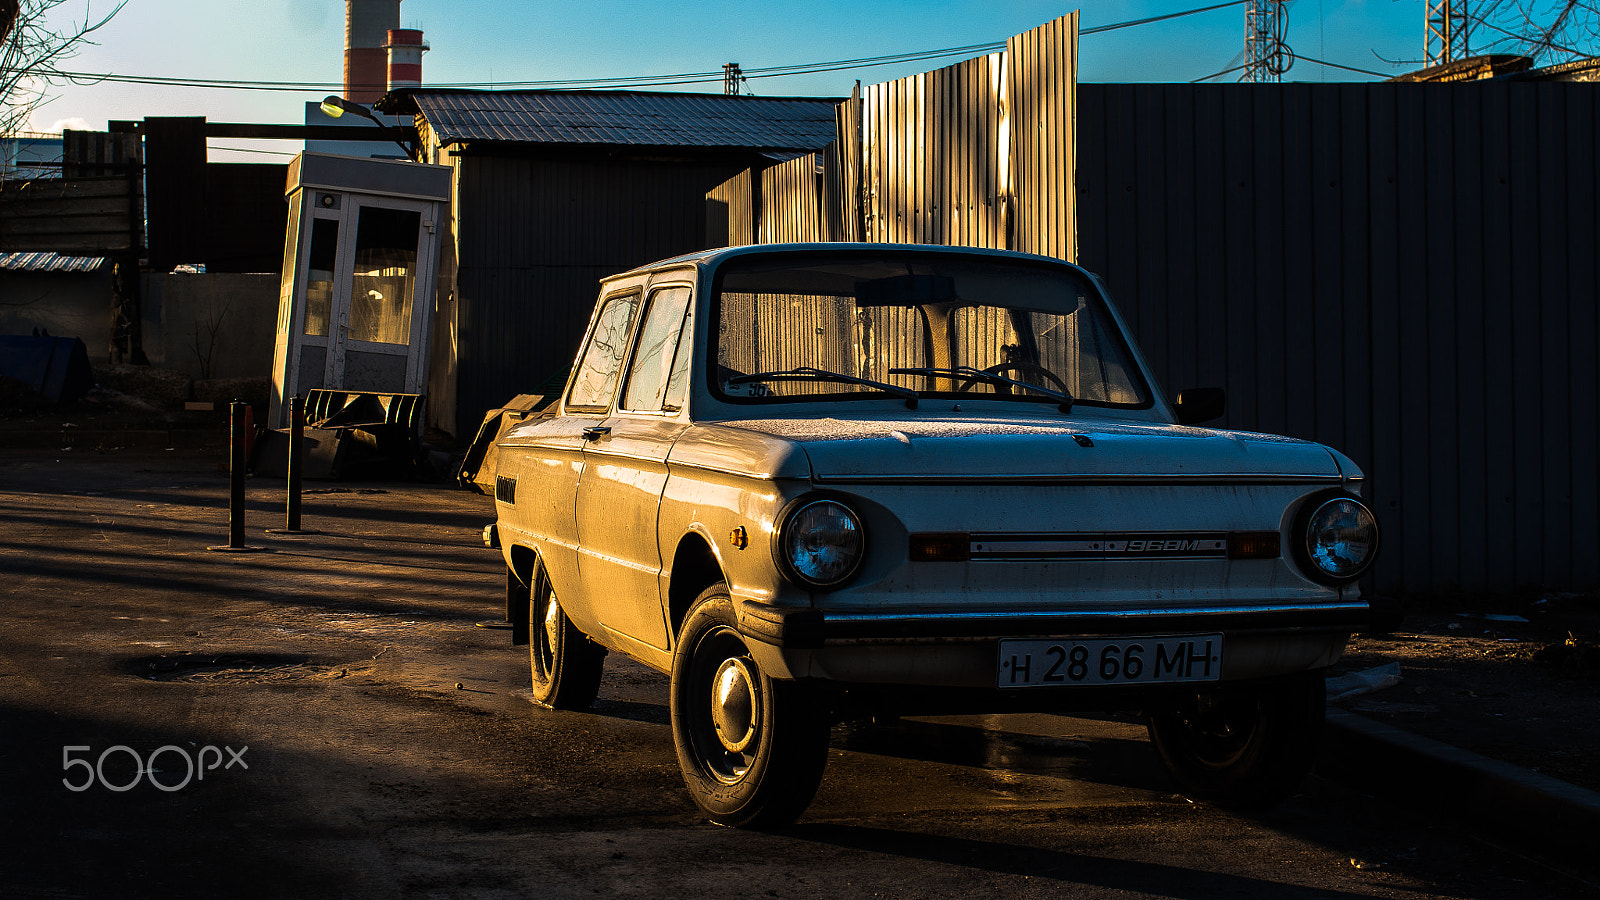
[710,657,757,753]
[542,594,563,660]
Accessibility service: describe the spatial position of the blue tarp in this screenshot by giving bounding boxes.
[0,335,93,405]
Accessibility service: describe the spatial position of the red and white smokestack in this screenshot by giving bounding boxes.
[344,0,401,103]
[385,29,427,91]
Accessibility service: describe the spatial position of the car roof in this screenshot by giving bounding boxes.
[606,243,1089,282]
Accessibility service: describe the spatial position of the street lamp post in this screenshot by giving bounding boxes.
[320,95,413,157]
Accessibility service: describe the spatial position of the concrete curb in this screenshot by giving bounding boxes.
[1321,708,1600,862]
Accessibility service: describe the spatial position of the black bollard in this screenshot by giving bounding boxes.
[208,400,265,553]
[287,394,303,530]
[268,395,319,536]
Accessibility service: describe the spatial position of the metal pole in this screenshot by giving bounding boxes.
[209,399,264,553]
[286,394,303,531]
[228,400,247,546]
[267,395,320,537]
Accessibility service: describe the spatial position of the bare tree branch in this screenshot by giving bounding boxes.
[1,0,125,138]
[1476,0,1600,65]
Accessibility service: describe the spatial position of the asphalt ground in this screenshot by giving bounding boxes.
[2,439,1597,898]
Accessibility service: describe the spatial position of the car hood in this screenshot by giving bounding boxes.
[713,415,1345,482]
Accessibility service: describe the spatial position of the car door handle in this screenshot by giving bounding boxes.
[582,426,611,441]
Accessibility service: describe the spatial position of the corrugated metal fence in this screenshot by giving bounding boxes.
[1078,81,1600,596]
[709,13,1079,255]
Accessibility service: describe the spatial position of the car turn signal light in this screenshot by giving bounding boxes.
[1227,531,1281,560]
[910,533,971,562]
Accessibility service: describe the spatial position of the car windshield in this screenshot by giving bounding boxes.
[711,253,1151,409]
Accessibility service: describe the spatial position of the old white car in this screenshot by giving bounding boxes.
[490,243,1378,827]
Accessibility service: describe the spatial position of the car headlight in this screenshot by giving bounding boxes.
[1299,494,1379,583]
[777,499,865,589]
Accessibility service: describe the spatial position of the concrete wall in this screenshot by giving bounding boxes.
[142,272,278,380]
[0,270,112,351]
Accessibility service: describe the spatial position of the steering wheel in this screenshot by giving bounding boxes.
[957,362,1070,395]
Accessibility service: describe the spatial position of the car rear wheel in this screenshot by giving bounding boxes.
[670,584,829,828]
[528,564,605,710]
[1146,669,1325,810]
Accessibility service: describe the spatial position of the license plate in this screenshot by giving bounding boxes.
[997,635,1224,688]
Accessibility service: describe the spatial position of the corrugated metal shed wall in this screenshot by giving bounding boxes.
[760,153,828,244]
[1077,81,1600,595]
[453,152,747,435]
[706,168,757,247]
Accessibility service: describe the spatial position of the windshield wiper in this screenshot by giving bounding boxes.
[727,366,920,408]
[890,366,1074,413]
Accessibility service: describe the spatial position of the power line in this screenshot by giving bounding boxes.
[34,1,1259,97]
[1294,54,1395,78]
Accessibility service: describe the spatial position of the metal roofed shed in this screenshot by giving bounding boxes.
[0,252,108,274]
[380,89,840,151]
[0,253,113,345]
[371,89,842,440]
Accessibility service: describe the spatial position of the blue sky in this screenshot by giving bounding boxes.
[26,0,1425,157]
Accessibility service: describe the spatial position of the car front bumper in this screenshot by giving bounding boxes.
[737,598,1367,688]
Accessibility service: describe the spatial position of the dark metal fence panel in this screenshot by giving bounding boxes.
[1077,81,1600,595]
[453,152,744,437]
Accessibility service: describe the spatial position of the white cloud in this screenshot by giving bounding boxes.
[39,117,94,134]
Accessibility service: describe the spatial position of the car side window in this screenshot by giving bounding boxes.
[621,285,693,412]
[566,293,640,410]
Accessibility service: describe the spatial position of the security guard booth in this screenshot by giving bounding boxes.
[269,152,451,428]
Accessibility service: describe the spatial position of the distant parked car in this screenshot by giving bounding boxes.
[489,243,1379,827]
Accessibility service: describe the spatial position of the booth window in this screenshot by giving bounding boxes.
[303,218,339,338]
[349,207,420,345]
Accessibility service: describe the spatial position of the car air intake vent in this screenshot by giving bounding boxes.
[495,475,516,505]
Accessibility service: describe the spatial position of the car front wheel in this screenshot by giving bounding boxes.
[670,584,829,828]
[1146,669,1325,810]
[528,564,605,710]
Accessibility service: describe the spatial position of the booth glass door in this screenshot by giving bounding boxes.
[325,200,428,393]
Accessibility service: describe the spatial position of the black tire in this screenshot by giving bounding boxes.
[670,584,829,828]
[528,563,605,710]
[1146,669,1326,810]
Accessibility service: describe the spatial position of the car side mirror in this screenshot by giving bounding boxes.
[1174,388,1226,425]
